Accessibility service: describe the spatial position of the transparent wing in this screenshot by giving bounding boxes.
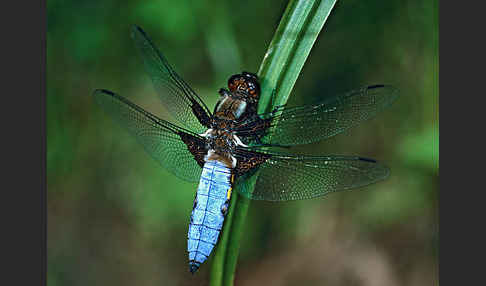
[93,89,204,183]
[235,150,389,201]
[131,25,211,133]
[246,85,399,146]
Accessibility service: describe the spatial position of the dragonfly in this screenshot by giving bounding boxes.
[93,25,399,274]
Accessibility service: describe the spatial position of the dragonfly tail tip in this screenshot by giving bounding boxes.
[189,262,200,274]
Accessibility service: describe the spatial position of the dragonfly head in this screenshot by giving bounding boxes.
[228,72,261,102]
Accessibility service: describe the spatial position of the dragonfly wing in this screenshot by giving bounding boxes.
[250,85,398,146]
[93,89,205,183]
[235,150,389,201]
[131,25,211,133]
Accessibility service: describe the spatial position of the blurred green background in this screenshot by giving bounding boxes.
[47,0,438,285]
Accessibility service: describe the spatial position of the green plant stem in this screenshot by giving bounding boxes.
[209,0,337,285]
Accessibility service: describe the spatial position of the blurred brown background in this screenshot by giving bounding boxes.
[47,0,438,285]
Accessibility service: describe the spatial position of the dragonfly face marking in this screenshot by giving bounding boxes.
[93,25,398,274]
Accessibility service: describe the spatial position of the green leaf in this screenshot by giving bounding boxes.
[209,0,338,285]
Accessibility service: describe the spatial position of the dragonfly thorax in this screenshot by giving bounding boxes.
[200,128,246,168]
[207,129,235,150]
[213,95,248,122]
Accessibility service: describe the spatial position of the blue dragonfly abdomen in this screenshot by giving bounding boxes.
[187,159,232,273]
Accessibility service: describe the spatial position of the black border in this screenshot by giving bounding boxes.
[440,0,485,285]
[3,0,45,284]
[41,0,47,283]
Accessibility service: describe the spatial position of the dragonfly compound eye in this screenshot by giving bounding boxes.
[227,73,260,99]
[228,74,243,92]
[242,71,260,99]
[242,71,259,81]
[245,80,260,99]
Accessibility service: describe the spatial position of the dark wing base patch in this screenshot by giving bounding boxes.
[233,148,271,177]
[179,132,208,168]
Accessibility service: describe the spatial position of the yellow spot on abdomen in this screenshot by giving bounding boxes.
[227,174,235,200]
